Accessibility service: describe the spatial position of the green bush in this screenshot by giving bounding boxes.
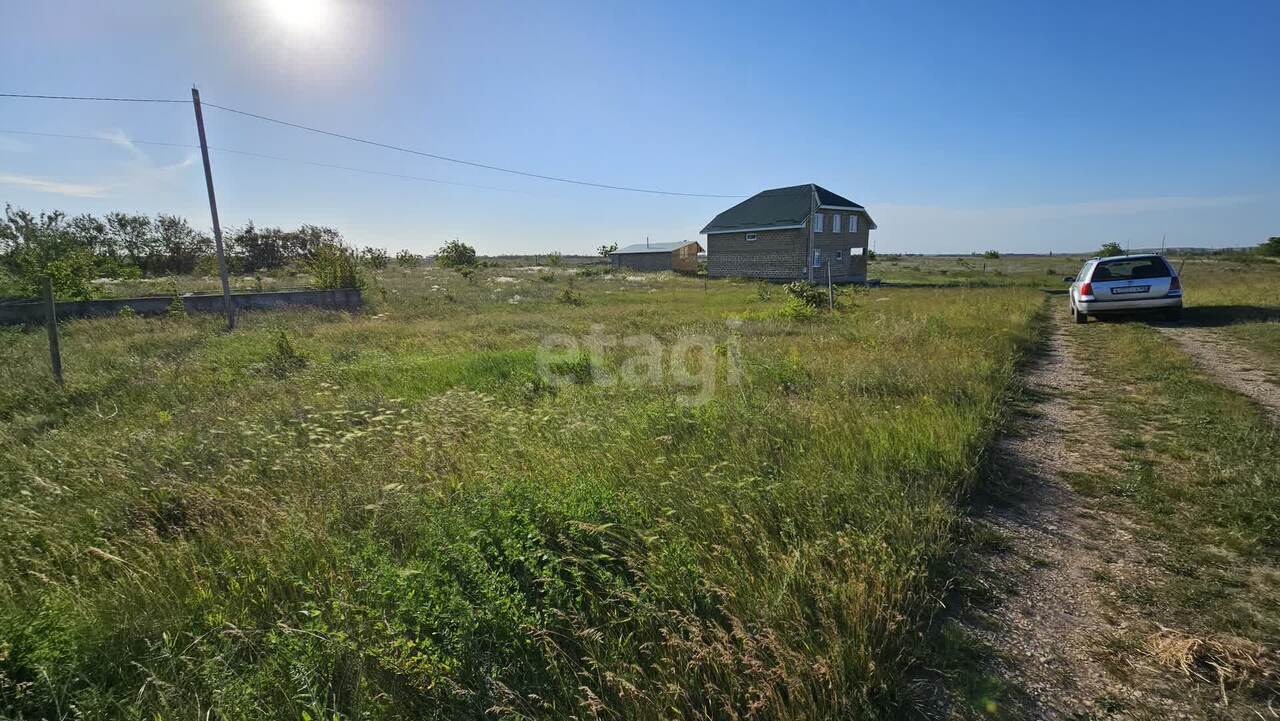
[983,250,1000,259]
[1099,241,1126,257]
[777,295,819,320]
[361,247,390,270]
[1260,237,1280,258]
[0,207,100,300]
[556,288,585,306]
[263,329,307,378]
[782,281,827,309]
[435,240,477,270]
[165,295,187,319]
[307,243,366,290]
[395,250,418,267]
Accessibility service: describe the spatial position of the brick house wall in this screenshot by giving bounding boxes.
[612,252,674,272]
[706,227,808,279]
[610,244,701,273]
[706,211,870,281]
[671,243,699,272]
[811,209,870,282]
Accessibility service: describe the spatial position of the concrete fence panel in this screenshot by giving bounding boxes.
[0,288,363,325]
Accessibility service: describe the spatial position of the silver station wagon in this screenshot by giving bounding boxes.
[1067,254,1183,323]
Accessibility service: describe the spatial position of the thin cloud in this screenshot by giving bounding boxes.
[0,172,112,197]
[92,128,147,161]
[95,128,198,178]
[0,130,196,199]
[128,154,197,183]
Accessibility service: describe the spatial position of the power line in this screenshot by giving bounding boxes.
[213,147,527,194]
[1,90,743,198]
[0,129,526,193]
[201,102,743,198]
[0,92,186,104]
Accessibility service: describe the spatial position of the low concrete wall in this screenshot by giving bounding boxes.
[0,288,362,325]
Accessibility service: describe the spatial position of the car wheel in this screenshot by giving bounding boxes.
[1072,304,1088,324]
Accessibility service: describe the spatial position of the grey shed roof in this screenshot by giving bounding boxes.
[611,240,702,255]
[700,184,877,234]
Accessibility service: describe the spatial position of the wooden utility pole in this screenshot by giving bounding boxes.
[191,86,235,330]
[42,277,63,385]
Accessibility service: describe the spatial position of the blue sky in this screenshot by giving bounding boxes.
[2,0,1277,255]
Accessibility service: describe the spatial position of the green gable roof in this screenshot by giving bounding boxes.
[700,184,876,234]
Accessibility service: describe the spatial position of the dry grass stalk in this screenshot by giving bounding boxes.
[1145,625,1280,705]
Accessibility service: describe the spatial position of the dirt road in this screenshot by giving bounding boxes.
[947,313,1252,719]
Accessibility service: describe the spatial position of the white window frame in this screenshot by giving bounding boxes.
[832,214,841,233]
[813,213,823,233]
[848,215,858,233]
[745,233,758,241]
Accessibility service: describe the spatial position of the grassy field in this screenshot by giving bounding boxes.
[1185,257,1280,377]
[880,252,1280,374]
[873,253,1085,288]
[0,266,1044,719]
[1,253,1276,719]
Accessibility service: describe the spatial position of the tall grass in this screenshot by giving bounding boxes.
[0,269,1042,719]
[1179,257,1280,371]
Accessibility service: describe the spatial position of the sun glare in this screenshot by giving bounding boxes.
[262,0,335,36]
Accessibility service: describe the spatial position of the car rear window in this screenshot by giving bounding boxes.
[1091,258,1171,281]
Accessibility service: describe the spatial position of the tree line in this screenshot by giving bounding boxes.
[0,205,394,299]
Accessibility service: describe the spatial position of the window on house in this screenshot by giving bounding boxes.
[745,233,758,241]
[835,250,843,260]
[832,214,841,233]
[848,215,858,233]
[813,213,823,232]
[812,249,822,267]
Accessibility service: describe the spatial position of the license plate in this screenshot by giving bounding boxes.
[1111,286,1150,295]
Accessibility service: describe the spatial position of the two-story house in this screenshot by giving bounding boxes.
[700,184,876,282]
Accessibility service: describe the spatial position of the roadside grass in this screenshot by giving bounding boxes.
[1180,257,1280,378]
[0,269,1043,719]
[927,619,1014,717]
[874,254,1084,289]
[1066,317,1280,698]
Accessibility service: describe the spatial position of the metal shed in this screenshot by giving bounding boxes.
[609,240,703,272]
